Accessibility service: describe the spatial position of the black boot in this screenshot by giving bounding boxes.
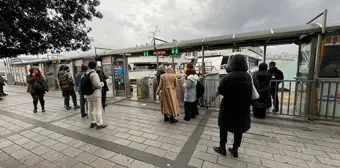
[164,115,169,122]
[170,116,178,123]
[228,147,238,158]
[213,146,226,156]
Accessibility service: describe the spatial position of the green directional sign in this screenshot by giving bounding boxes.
[143,51,149,56]
[171,48,179,55]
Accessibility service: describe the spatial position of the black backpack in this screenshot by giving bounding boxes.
[80,71,95,95]
[196,80,205,99]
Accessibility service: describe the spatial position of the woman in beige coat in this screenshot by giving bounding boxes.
[156,67,180,123]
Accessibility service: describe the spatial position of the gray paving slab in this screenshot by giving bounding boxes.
[1,86,340,168]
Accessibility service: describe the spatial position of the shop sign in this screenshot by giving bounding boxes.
[102,57,111,65]
[324,36,340,46]
[75,60,83,66]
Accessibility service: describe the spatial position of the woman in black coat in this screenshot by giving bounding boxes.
[253,63,272,118]
[213,54,253,158]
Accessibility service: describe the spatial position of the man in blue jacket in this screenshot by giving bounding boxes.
[75,64,88,117]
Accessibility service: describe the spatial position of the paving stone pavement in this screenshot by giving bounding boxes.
[1,86,340,168]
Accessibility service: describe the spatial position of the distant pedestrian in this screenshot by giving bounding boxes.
[182,69,199,121]
[60,66,80,110]
[82,61,107,129]
[268,62,284,112]
[27,68,48,113]
[213,54,253,158]
[75,64,88,118]
[96,66,109,110]
[57,65,66,106]
[156,67,180,123]
[0,75,7,96]
[252,63,272,118]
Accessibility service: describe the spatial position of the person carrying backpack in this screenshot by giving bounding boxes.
[60,66,80,110]
[75,64,88,118]
[81,61,108,130]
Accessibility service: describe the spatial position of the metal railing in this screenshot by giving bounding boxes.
[202,77,340,120]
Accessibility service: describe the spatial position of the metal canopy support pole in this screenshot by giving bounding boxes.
[201,45,207,108]
[171,54,175,71]
[154,38,159,67]
[201,45,205,76]
[263,44,267,63]
[123,54,130,98]
[109,55,115,99]
[306,36,318,118]
[310,9,327,119]
[296,44,302,78]
[314,9,327,79]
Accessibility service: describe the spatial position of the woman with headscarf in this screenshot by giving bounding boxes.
[27,68,48,113]
[156,67,180,123]
[183,69,199,121]
[252,63,271,118]
[213,54,254,158]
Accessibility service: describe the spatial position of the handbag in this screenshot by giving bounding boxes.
[249,73,259,100]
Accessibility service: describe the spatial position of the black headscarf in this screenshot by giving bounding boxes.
[229,54,248,72]
[258,63,268,71]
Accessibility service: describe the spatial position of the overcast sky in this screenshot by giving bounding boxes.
[73,0,340,56]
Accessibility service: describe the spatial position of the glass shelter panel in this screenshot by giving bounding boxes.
[102,57,113,98]
[294,42,312,116]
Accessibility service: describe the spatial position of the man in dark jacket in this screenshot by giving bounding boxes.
[268,62,284,112]
[213,54,253,158]
[60,66,80,110]
[75,64,88,117]
[96,66,109,109]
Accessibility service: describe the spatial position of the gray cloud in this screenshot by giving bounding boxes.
[74,0,340,55]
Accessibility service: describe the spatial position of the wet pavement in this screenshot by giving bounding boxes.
[1,86,340,168]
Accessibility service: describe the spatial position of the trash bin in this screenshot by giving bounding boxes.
[136,77,150,99]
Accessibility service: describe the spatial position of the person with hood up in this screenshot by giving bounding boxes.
[268,62,284,112]
[156,67,180,123]
[57,65,66,106]
[27,68,48,113]
[60,66,80,110]
[213,54,253,158]
[156,65,165,86]
[75,64,88,117]
[96,66,109,109]
[253,63,272,118]
[182,69,199,121]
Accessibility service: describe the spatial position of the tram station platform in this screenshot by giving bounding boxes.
[1,86,340,168]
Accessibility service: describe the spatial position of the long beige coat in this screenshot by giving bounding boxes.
[156,73,180,116]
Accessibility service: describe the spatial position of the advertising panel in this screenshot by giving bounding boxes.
[318,82,340,118]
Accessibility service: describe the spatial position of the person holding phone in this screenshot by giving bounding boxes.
[26,68,48,113]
